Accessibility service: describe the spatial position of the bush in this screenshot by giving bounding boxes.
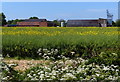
[18,58,120,80]
[88,52,119,65]
[116,19,120,27]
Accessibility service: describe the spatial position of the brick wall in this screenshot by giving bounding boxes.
[17,22,47,27]
[39,22,47,27]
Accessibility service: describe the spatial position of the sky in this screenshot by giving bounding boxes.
[1,2,118,21]
[1,0,120,2]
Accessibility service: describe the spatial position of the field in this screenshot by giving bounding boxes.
[1,27,120,81]
[2,27,120,58]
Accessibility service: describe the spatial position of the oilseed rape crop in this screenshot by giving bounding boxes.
[1,27,120,59]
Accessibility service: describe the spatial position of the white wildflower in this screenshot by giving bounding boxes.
[62,73,76,79]
[52,70,56,75]
[103,66,109,71]
[40,74,44,78]
[96,74,100,77]
[39,53,42,56]
[71,52,75,55]
[51,76,56,79]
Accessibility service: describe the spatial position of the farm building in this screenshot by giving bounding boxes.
[66,18,108,27]
[17,19,47,27]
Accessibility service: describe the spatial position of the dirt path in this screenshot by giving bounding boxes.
[3,59,51,72]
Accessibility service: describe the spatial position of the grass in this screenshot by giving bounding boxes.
[1,27,120,59]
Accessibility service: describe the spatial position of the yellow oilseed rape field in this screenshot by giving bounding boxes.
[1,27,120,59]
[1,27,120,36]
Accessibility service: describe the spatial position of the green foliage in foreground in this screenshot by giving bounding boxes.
[1,58,120,81]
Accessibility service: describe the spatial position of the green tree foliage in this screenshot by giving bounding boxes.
[7,20,14,25]
[53,19,60,26]
[112,21,116,26]
[11,19,19,25]
[116,19,120,27]
[29,17,39,19]
[7,19,24,25]
[52,19,66,27]
[0,13,7,26]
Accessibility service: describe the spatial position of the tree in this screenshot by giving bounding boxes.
[7,19,24,25]
[11,19,19,25]
[29,17,39,19]
[112,21,116,27]
[7,20,14,25]
[0,13,7,26]
[52,19,66,27]
[116,19,120,27]
[53,19,60,26]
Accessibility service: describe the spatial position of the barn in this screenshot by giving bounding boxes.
[17,19,47,27]
[66,18,107,27]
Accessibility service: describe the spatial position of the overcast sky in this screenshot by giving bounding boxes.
[2,2,118,21]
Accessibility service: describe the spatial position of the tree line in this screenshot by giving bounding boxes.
[0,13,66,27]
[0,12,120,27]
